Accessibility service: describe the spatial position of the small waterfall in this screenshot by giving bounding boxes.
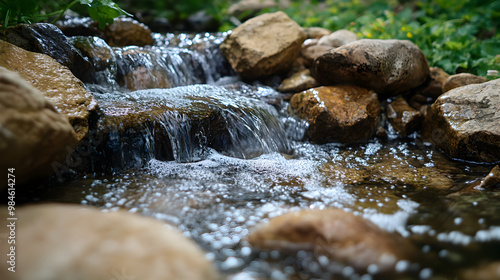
[84,85,290,171]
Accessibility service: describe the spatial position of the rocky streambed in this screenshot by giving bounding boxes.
[1,11,500,280]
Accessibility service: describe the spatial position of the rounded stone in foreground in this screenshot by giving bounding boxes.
[0,204,218,280]
[248,208,417,273]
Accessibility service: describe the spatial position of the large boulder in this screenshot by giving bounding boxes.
[0,67,77,189]
[423,79,500,163]
[313,39,429,96]
[289,85,380,143]
[248,208,417,273]
[0,204,218,280]
[220,11,306,80]
[0,40,97,141]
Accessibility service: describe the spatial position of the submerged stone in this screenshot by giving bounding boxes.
[0,40,97,141]
[248,208,417,273]
[289,85,380,144]
[0,204,218,280]
[424,79,500,163]
[313,39,429,96]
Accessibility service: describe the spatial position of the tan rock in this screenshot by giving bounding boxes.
[475,165,500,190]
[442,73,488,93]
[313,39,430,96]
[104,17,155,47]
[228,0,291,17]
[387,96,423,136]
[0,204,218,280]
[289,85,380,144]
[0,40,97,141]
[424,79,500,163]
[317,29,358,48]
[277,69,318,93]
[220,11,307,80]
[248,208,417,273]
[304,27,332,39]
[0,67,77,188]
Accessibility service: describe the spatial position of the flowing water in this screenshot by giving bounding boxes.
[22,33,500,279]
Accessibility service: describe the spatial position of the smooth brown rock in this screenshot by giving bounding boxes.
[0,23,96,83]
[289,85,380,143]
[424,79,500,163]
[475,165,500,190]
[248,208,416,273]
[0,204,218,280]
[387,96,423,136]
[317,29,358,48]
[313,39,430,96]
[104,17,155,47]
[442,73,488,93]
[220,11,307,80]
[0,40,97,141]
[0,67,77,189]
[460,261,500,280]
[419,67,450,99]
[277,69,318,93]
[228,0,291,17]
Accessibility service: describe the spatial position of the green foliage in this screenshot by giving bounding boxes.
[251,0,500,76]
[0,0,130,29]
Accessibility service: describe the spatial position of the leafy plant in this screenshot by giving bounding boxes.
[0,0,130,29]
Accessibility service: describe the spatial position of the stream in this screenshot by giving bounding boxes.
[21,32,500,280]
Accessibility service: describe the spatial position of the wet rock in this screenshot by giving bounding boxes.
[0,40,98,141]
[277,69,318,93]
[317,29,358,48]
[460,261,500,280]
[300,43,333,67]
[0,23,96,83]
[69,36,114,72]
[220,11,307,80]
[0,204,218,280]
[475,165,500,190]
[248,208,416,273]
[104,17,155,47]
[313,39,430,96]
[407,93,428,111]
[0,68,78,189]
[228,0,291,17]
[304,27,332,39]
[289,85,380,144]
[387,96,423,137]
[89,85,289,170]
[442,73,488,93]
[419,67,450,99]
[423,79,500,163]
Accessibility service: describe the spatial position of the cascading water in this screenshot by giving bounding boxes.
[22,32,500,280]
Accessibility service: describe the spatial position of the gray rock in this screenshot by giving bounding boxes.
[424,79,500,163]
[317,29,358,48]
[442,73,488,93]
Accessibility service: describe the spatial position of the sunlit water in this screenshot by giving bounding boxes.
[21,33,500,279]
